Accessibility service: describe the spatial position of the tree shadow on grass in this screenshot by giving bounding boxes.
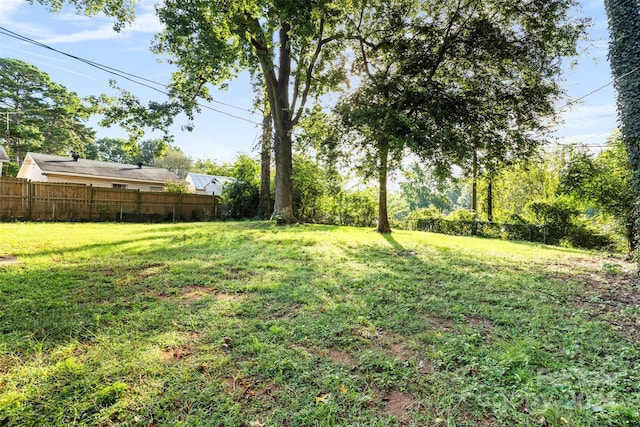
[1,223,638,426]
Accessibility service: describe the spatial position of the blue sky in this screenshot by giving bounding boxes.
[0,0,618,163]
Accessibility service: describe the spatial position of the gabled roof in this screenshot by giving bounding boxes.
[0,145,9,162]
[187,173,235,190]
[25,152,180,184]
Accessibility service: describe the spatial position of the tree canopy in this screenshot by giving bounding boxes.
[0,57,95,163]
[560,133,636,252]
[32,0,586,230]
[337,0,587,232]
[35,0,352,222]
[84,137,168,165]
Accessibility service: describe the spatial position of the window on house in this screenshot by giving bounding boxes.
[149,186,164,192]
[112,183,128,189]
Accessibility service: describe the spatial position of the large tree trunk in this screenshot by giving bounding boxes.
[257,23,297,223]
[272,125,295,221]
[487,179,493,222]
[625,219,636,256]
[259,111,272,219]
[271,25,296,222]
[605,0,640,265]
[472,151,477,212]
[377,139,391,233]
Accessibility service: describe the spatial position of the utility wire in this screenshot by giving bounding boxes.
[4,25,640,130]
[0,26,261,126]
[560,65,640,111]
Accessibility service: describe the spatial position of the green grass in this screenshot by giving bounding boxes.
[0,221,638,426]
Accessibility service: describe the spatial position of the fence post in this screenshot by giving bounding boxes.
[28,180,33,220]
[136,189,141,217]
[88,185,93,219]
[0,181,217,222]
[177,192,182,222]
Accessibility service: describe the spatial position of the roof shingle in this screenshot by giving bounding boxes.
[27,152,180,183]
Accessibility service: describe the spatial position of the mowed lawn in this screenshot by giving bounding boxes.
[0,221,638,426]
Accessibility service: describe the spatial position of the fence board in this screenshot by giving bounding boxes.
[0,177,220,222]
[0,178,28,219]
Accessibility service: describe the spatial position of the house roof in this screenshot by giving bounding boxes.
[25,152,180,184]
[187,173,235,190]
[0,145,9,162]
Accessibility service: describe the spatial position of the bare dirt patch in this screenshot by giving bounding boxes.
[0,254,19,267]
[374,329,433,374]
[325,348,356,367]
[160,332,200,363]
[181,285,217,303]
[161,343,192,362]
[155,286,243,304]
[549,256,639,341]
[423,314,456,331]
[214,292,244,302]
[384,390,419,424]
[466,315,496,330]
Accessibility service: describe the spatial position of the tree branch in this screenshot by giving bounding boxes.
[426,0,480,83]
[292,20,343,125]
[247,16,281,130]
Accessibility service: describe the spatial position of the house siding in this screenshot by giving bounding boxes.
[16,153,180,192]
[16,157,44,182]
[42,174,164,191]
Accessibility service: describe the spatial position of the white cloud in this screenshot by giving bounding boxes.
[34,7,162,44]
[1,0,162,46]
[0,0,23,17]
[560,103,616,128]
[126,11,164,34]
[39,24,125,44]
[554,102,618,147]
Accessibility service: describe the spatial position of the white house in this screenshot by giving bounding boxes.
[17,152,180,191]
[0,145,9,176]
[185,173,235,196]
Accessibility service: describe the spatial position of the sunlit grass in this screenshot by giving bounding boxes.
[0,221,638,426]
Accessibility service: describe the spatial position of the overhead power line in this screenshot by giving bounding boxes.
[560,65,640,111]
[3,25,640,131]
[0,26,261,126]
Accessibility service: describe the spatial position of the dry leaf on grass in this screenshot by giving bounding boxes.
[315,392,330,404]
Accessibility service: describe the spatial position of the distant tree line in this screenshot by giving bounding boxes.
[1,54,636,253]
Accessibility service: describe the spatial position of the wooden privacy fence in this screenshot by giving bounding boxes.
[0,177,220,222]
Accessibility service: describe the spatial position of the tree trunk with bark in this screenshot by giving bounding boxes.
[259,111,272,219]
[472,151,477,213]
[255,24,297,222]
[487,180,493,222]
[377,139,391,233]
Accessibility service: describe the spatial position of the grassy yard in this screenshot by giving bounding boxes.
[0,221,638,426]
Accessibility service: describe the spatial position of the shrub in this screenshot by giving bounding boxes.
[526,198,578,228]
[406,207,444,221]
[332,189,377,227]
[445,208,477,222]
[164,180,191,193]
[504,213,529,225]
[221,180,260,219]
